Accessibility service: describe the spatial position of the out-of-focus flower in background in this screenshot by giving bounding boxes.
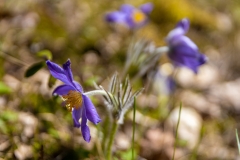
[166,18,207,73]
[46,59,101,142]
[105,3,153,29]
[152,63,175,96]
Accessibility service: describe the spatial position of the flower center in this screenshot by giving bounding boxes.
[132,10,146,23]
[62,90,83,111]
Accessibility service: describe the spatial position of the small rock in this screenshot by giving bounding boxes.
[166,107,202,149]
[137,94,158,109]
[0,140,10,152]
[19,112,38,138]
[14,144,33,160]
[0,97,7,109]
[176,64,219,90]
[208,78,240,111]
[140,128,175,160]
[180,90,221,118]
[3,74,21,92]
[115,132,131,150]
[176,67,195,88]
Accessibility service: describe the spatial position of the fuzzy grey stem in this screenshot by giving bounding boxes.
[84,90,108,97]
[117,112,125,124]
[155,46,169,54]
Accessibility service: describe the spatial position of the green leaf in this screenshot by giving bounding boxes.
[118,149,136,160]
[0,110,18,122]
[36,50,52,60]
[0,119,7,134]
[49,128,59,139]
[25,61,45,78]
[0,82,12,94]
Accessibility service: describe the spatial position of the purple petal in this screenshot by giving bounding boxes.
[46,60,70,85]
[167,76,175,94]
[176,18,189,33]
[81,107,91,142]
[166,27,185,44]
[120,4,134,14]
[198,54,208,65]
[140,3,153,14]
[74,81,83,93]
[166,18,207,73]
[52,84,75,96]
[62,59,83,92]
[62,59,74,83]
[168,44,205,73]
[105,11,126,23]
[166,19,190,44]
[170,36,198,51]
[72,108,82,128]
[83,95,101,124]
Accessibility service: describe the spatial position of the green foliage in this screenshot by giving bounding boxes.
[0,110,18,122]
[25,61,45,78]
[0,119,8,134]
[36,50,53,60]
[0,110,18,134]
[117,149,137,160]
[0,81,12,94]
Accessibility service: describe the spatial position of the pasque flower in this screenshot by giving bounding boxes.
[46,59,101,142]
[166,18,207,73]
[105,3,153,29]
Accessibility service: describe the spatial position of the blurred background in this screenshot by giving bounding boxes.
[1,0,240,159]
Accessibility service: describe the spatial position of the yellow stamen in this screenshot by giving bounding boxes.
[132,10,146,23]
[62,90,83,111]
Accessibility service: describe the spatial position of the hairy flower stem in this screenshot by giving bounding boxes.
[155,46,169,53]
[106,122,119,160]
[84,90,108,97]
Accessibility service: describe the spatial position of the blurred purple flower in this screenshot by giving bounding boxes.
[46,59,101,143]
[152,67,175,96]
[105,3,153,29]
[166,18,207,73]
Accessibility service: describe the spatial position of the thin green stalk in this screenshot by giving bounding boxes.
[172,103,182,160]
[106,122,118,160]
[102,117,110,153]
[236,129,240,155]
[132,97,136,160]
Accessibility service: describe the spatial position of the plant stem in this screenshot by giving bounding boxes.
[132,97,136,160]
[106,121,118,160]
[172,103,182,160]
[236,129,240,155]
[84,90,108,96]
[155,46,169,53]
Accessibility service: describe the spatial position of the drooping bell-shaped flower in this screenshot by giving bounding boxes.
[166,18,207,73]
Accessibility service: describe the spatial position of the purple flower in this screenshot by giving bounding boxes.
[105,3,153,29]
[46,59,101,143]
[166,18,207,73]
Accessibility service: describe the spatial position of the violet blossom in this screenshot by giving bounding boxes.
[105,3,153,29]
[46,59,101,142]
[166,18,207,73]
